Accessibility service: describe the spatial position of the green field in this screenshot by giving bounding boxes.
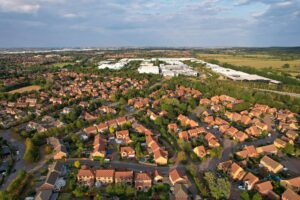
[197,53,300,78]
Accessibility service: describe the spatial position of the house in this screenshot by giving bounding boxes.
[235,145,258,159]
[115,130,132,144]
[115,171,133,185]
[255,181,273,196]
[243,172,259,190]
[282,189,300,200]
[96,122,108,133]
[260,156,283,173]
[47,137,68,160]
[280,177,300,192]
[135,172,152,191]
[177,114,198,128]
[178,131,189,141]
[83,125,98,135]
[95,169,114,185]
[233,131,249,142]
[77,166,95,186]
[48,161,66,176]
[173,184,189,200]
[153,149,168,165]
[217,160,233,172]
[246,126,261,137]
[286,130,298,140]
[38,171,60,191]
[154,170,163,183]
[169,168,187,185]
[230,162,246,180]
[205,132,220,148]
[240,115,252,125]
[35,190,54,200]
[274,138,287,149]
[120,146,135,159]
[256,144,278,155]
[168,123,179,133]
[91,134,106,159]
[193,146,206,158]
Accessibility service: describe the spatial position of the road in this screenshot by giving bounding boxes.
[0,129,52,190]
[255,88,300,98]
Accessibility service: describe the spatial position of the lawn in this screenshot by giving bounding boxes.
[52,62,74,67]
[8,85,41,94]
[197,53,300,77]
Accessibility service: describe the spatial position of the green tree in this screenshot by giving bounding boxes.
[252,193,262,200]
[23,138,39,162]
[240,191,250,200]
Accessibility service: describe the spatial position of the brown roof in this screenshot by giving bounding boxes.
[282,189,300,200]
[135,172,151,181]
[78,168,94,177]
[95,169,114,178]
[255,181,273,195]
[115,171,133,179]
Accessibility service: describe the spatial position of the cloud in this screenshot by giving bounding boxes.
[0,0,67,13]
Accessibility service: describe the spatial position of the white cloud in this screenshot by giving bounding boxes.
[0,0,67,13]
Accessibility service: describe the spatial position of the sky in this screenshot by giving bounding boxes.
[0,0,299,48]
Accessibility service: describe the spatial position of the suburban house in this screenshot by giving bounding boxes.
[120,146,135,159]
[282,189,300,200]
[115,130,132,144]
[256,144,278,155]
[135,172,152,191]
[255,181,274,196]
[91,134,107,159]
[280,176,300,192]
[260,156,284,173]
[77,166,95,186]
[154,170,164,183]
[242,172,259,190]
[115,171,133,185]
[169,168,187,185]
[235,145,259,159]
[193,146,207,158]
[95,169,115,185]
[229,162,246,180]
[47,137,68,160]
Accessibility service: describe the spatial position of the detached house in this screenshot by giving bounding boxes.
[281,176,300,192]
[120,146,135,159]
[193,146,206,158]
[243,172,259,190]
[135,172,152,191]
[91,134,106,159]
[260,156,284,173]
[169,168,187,185]
[47,137,68,160]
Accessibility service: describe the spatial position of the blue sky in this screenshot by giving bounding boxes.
[0,0,299,47]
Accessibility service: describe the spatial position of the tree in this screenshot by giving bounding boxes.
[23,138,39,162]
[240,191,250,200]
[204,172,231,200]
[252,193,262,200]
[74,161,81,169]
[283,144,295,156]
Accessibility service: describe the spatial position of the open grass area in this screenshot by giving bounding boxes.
[8,85,41,94]
[197,53,300,77]
[52,62,74,67]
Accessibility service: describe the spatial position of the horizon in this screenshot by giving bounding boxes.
[0,0,300,48]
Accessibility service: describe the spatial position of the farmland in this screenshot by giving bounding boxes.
[8,85,41,94]
[197,53,300,78]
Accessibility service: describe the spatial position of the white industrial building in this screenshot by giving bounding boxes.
[193,60,281,84]
[98,58,131,70]
[138,62,160,74]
